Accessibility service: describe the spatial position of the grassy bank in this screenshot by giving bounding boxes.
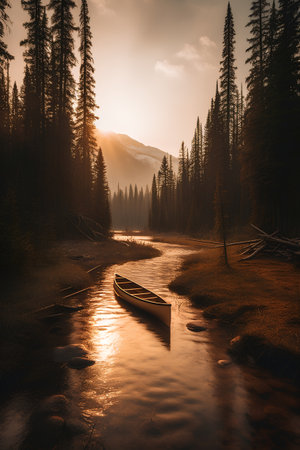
[169,246,300,380]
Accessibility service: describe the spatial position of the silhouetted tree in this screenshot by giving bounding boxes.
[74,0,98,216]
[176,141,189,232]
[93,147,111,234]
[48,0,77,229]
[21,0,49,137]
[189,117,203,231]
[243,0,270,228]
[149,175,159,231]
[0,0,13,63]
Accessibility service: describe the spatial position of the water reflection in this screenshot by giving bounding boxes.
[114,293,171,349]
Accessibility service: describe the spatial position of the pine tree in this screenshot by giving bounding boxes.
[21,64,35,139]
[266,0,300,232]
[0,0,13,63]
[176,141,190,231]
[189,117,203,231]
[11,82,21,137]
[149,174,159,230]
[48,0,77,120]
[93,147,111,234]
[21,1,50,136]
[246,0,270,92]
[219,2,239,228]
[206,84,227,231]
[220,2,237,153]
[48,36,58,123]
[48,0,77,228]
[243,0,271,228]
[40,7,50,133]
[157,156,169,230]
[0,59,10,140]
[74,0,98,216]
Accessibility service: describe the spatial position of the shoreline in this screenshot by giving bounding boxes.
[0,237,160,395]
[168,242,300,382]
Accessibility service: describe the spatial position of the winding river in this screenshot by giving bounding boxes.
[0,235,299,449]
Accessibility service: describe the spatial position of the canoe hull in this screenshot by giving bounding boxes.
[114,278,171,327]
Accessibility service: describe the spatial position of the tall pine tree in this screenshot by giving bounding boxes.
[74,0,98,216]
[48,0,77,229]
[93,147,111,234]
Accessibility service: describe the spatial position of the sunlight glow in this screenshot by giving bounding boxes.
[95,91,146,141]
[91,307,121,364]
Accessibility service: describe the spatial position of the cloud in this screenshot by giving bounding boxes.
[199,36,217,49]
[90,0,115,16]
[194,60,216,72]
[155,60,183,78]
[175,36,217,72]
[176,44,200,62]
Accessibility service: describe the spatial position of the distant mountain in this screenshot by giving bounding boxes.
[95,130,178,192]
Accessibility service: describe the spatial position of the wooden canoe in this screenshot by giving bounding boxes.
[113,274,171,327]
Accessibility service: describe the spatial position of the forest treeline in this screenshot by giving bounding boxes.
[150,0,300,236]
[111,185,151,230]
[0,0,111,272]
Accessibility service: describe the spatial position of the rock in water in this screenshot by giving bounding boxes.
[230,336,241,346]
[53,344,88,362]
[41,395,69,415]
[217,359,232,367]
[44,415,65,438]
[67,357,95,370]
[65,419,89,435]
[186,321,207,332]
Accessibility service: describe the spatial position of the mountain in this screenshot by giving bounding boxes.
[95,130,178,192]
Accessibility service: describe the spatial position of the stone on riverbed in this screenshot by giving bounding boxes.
[41,394,69,415]
[186,321,207,332]
[230,336,241,346]
[53,344,88,362]
[217,359,232,367]
[67,357,95,370]
[44,415,65,438]
[65,419,89,435]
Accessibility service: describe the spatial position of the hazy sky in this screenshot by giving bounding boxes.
[6,0,251,155]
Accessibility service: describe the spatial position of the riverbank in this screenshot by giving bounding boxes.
[169,246,300,381]
[0,237,160,390]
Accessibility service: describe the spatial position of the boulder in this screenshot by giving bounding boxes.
[53,344,88,362]
[217,359,232,367]
[67,357,95,370]
[43,415,65,439]
[230,336,241,346]
[65,419,89,435]
[40,394,69,415]
[186,321,207,332]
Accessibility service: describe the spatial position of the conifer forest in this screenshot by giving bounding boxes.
[149,1,300,237]
[0,0,111,274]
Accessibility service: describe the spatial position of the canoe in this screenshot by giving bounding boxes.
[113,274,171,327]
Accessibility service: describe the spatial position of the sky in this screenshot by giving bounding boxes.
[5,0,251,156]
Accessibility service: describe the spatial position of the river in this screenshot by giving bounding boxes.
[0,235,299,449]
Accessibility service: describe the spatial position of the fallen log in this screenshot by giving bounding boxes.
[239,225,300,261]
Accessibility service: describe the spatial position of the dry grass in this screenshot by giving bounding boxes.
[170,247,300,356]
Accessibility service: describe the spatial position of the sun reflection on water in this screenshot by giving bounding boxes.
[90,304,121,364]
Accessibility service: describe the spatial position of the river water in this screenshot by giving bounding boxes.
[0,236,299,449]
